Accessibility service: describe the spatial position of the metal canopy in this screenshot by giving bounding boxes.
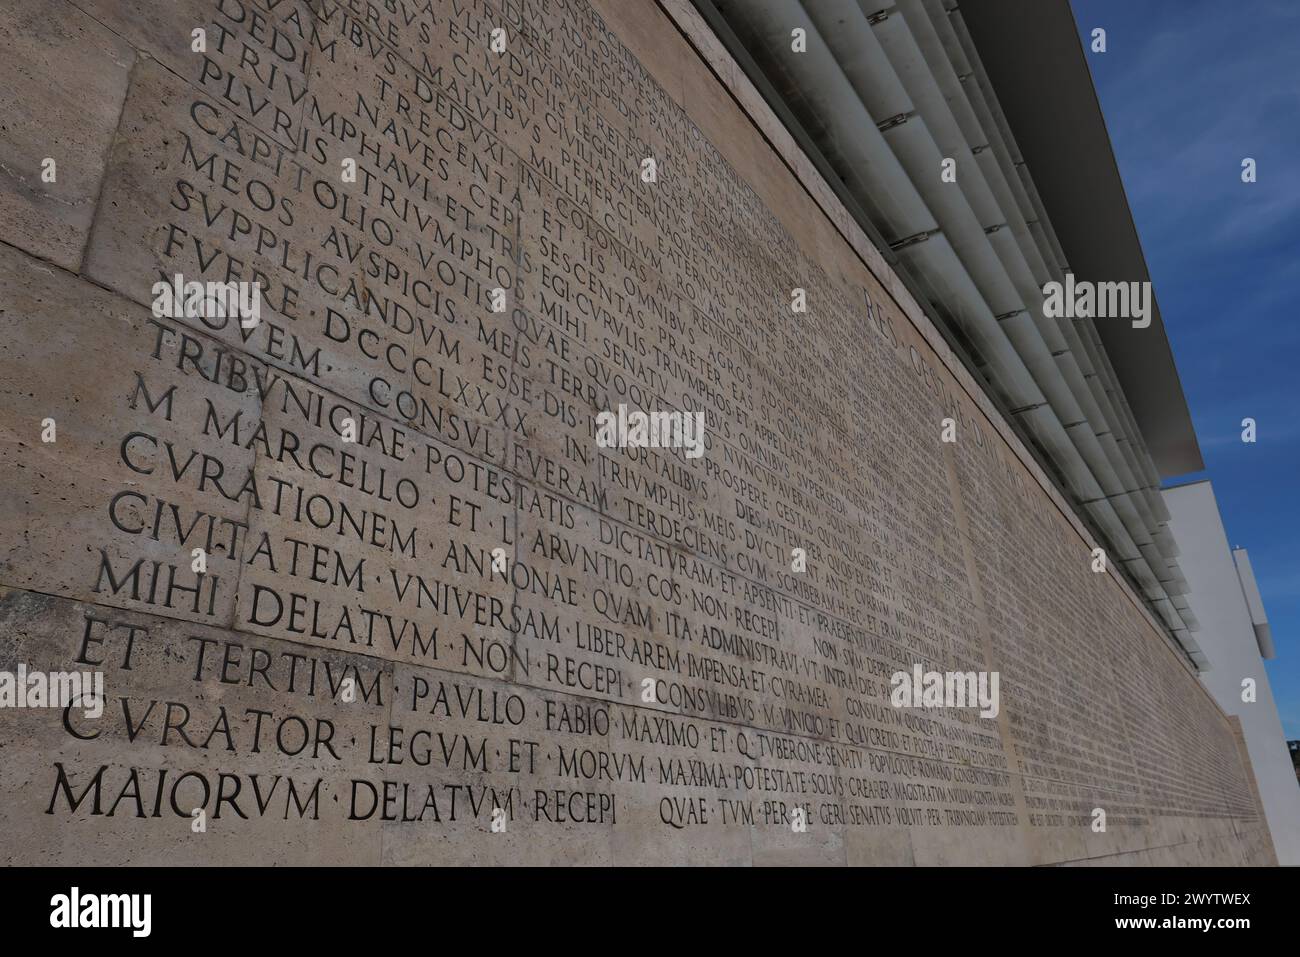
[959,0,1204,477]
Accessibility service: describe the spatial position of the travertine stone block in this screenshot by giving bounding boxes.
[0,0,133,269]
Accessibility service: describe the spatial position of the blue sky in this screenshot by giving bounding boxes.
[1070,1,1300,737]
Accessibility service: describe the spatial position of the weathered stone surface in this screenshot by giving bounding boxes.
[0,0,1275,865]
[0,243,255,625]
[0,0,133,270]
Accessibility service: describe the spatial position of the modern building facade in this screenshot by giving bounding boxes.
[690,0,1297,862]
[1164,481,1300,865]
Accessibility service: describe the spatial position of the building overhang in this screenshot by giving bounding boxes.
[959,0,1203,477]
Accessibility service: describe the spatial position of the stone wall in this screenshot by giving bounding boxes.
[0,0,1274,865]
